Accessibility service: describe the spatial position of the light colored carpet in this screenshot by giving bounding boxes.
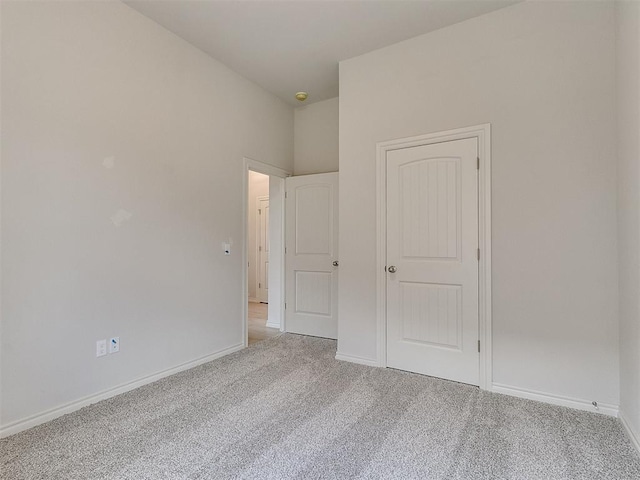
[2,334,639,480]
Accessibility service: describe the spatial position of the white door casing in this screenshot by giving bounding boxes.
[285,172,339,339]
[386,137,480,386]
[257,197,269,303]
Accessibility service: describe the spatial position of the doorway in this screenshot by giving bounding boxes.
[256,195,269,304]
[247,171,269,305]
[242,158,289,347]
[247,171,276,345]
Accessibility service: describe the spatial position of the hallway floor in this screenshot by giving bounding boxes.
[248,302,280,345]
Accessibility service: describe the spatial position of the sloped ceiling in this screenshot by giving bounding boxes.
[126,0,519,105]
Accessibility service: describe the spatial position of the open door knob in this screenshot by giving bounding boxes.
[388,265,397,273]
[332,261,339,267]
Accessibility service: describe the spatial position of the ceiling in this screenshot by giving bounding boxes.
[125,0,519,106]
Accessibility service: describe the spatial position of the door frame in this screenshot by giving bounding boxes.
[375,124,492,390]
[242,157,290,347]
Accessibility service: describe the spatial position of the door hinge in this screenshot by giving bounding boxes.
[285,302,287,309]
[477,157,480,170]
[285,192,288,199]
[477,248,480,261]
[259,246,262,252]
[258,209,261,215]
[478,340,481,353]
[285,246,287,254]
[259,283,261,288]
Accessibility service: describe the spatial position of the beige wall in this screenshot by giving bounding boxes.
[294,97,339,175]
[617,0,640,446]
[1,1,293,428]
[338,1,619,407]
[247,171,269,300]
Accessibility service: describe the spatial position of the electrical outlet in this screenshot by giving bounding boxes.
[96,339,107,357]
[108,336,120,354]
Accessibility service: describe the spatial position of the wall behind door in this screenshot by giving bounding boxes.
[338,1,619,407]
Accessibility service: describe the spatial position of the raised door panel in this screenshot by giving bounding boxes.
[295,185,333,256]
[399,282,461,349]
[400,159,460,260]
[295,271,332,316]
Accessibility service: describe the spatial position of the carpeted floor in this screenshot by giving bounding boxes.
[2,334,639,480]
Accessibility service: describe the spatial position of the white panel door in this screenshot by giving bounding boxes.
[257,197,269,303]
[285,172,338,339]
[386,138,479,385]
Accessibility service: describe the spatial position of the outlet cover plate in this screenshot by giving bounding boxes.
[96,339,107,357]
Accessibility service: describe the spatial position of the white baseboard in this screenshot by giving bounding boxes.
[0,343,245,439]
[619,410,640,454]
[491,382,618,417]
[335,352,379,367]
[266,320,281,329]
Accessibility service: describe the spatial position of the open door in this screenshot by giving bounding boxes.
[285,172,338,339]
